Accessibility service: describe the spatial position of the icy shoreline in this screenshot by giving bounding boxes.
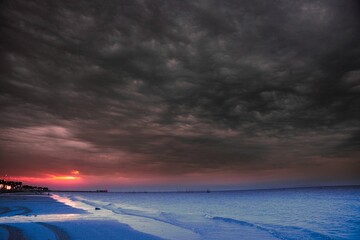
[0,193,171,240]
[0,192,278,240]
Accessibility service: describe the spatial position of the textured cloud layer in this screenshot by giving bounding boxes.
[1,0,360,188]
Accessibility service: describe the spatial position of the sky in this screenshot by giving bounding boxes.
[0,0,360,191]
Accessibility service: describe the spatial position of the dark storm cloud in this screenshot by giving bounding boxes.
[1,0,360,183]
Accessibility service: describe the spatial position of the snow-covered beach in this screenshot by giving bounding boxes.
[0,192,277,240]
[0,193,168,240]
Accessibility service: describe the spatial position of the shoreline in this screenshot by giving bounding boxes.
[0,192,201,240]
[0,193,168,240]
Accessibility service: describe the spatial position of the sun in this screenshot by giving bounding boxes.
[51,170,81,181]
[52,176,78,180]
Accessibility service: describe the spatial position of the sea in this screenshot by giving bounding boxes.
[58,186,360,240]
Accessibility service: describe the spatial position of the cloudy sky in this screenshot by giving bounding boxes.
[1,0,359,190]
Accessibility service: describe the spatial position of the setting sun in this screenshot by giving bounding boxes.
[52,176,78,180]
[50,170,81,181]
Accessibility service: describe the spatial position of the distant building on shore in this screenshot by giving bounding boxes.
[0,179,49,192]
[0,179,22,191]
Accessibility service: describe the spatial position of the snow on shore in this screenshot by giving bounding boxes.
[0,192,281,240]
[0,193,192,240]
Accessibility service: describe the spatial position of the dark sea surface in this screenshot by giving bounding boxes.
[62,186,360,240]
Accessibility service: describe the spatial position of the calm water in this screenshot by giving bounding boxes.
[61,186,360,240]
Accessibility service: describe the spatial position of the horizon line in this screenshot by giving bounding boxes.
[50,184,360,194]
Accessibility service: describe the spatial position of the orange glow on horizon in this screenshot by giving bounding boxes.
[52,175,79,180]
[49,170,81,181]
[10,174,85,190]
[12,169,83,183]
